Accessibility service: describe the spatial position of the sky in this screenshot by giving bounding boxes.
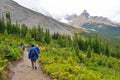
[13,0,120,22]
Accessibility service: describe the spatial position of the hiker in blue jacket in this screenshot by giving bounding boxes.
[21,43,25,51]
[28,44,38,70]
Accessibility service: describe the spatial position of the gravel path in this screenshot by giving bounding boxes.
[9,50,52,80]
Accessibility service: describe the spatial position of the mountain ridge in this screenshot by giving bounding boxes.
[0,0,79,35]
[69,10,120,28]
[68,10,120,38]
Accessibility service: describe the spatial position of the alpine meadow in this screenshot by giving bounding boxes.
[0,0,120,80]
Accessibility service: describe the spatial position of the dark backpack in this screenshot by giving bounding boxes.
[31,51,35,57]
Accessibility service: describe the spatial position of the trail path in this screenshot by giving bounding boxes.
[9,50,52,80]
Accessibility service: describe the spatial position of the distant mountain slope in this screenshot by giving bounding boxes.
[81,23,120,37]
[64,14,78,21]
[69,10,120,37]
[69,10,120,28]
[0,0,78,35]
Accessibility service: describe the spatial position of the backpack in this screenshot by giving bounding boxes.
[30,51,35,57]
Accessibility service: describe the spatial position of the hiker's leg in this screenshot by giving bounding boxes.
[34,60,37,69]
[34,60,36,67]
[31,60,34,69]
[33,60,35,69]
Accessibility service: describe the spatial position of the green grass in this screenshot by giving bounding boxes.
[39,40,120,80]
[0,34,22,80]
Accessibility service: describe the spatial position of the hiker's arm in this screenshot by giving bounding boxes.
[35,50,38,59]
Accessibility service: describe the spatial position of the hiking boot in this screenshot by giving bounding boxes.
[35,66,37,69]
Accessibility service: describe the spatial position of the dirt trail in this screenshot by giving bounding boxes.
[9,50,52,80]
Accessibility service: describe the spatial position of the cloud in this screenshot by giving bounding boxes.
[13,0,120,22]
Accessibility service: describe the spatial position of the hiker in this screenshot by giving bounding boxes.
[28,44,38,70]
[21,43,25,51]
[35,44,40,55]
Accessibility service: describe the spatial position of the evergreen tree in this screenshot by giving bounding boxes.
[52,32,59,40]
[93,35,101,54]
[72,33,78,49]
[21,24,28,37]
[31,26,37,40]
[88,36,93,49]
[67,35,72,47]
[0,17,5,33]
[86,45,93,58]
[44,29,51,44]
[78,37,85,50]
[36,26,44,42]
[105,44,111,57]
[15,21,20,36]
[58,34,63,47]
[57,34,69,47]
[6,12,12,33]
[75,43,79,57]
[25,31,32,42]
[6,12,11,23]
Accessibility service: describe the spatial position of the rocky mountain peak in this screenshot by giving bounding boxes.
[81,10,90,18]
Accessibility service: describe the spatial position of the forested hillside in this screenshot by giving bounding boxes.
[0,13,120,80]
[0,0,78,35]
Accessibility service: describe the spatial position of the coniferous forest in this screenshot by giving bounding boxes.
[0,13,120,80]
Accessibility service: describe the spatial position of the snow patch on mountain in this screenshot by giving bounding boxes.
[59,17,69,23]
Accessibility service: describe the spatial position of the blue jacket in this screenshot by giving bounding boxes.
[21,44,25,50]
[35,47,40,54]
[28,47,38,60]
